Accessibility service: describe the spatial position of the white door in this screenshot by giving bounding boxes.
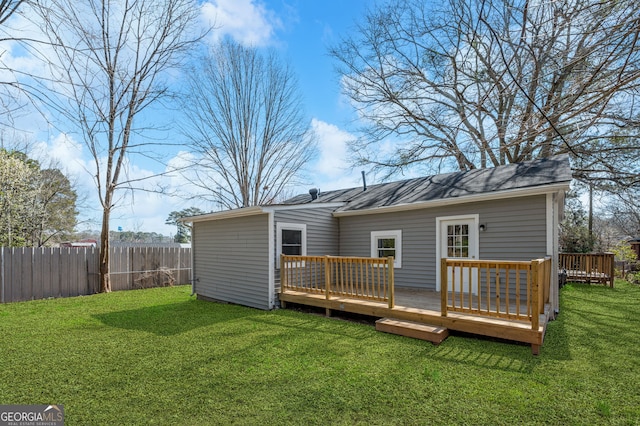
[439,218,478,294]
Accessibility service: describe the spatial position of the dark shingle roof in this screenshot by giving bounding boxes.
[284,154,571,212]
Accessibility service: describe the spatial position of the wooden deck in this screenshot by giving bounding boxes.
[395,287,532,315]
[280,287,552,355]
[279,255,553,354]
[560,253,615,287]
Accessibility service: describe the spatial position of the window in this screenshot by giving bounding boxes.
[281,229,303,255]
[446,224,469,258]
[370,230,402,268]
[276,223,306,268]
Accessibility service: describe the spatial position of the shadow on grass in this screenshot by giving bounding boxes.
[417,307,572,371]
[558,283,640,359]
[249,311,377,341]
[539,312,571,361]
[330,283,636,372]
[422,332,541,373]
[268,306,569,373]
[92,299,258,336]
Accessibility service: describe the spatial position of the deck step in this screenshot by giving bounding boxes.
[375,318,449,345]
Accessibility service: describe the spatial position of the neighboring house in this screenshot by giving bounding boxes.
[60,239,98,248]
[183,155,571,316]
[630,238,640,259]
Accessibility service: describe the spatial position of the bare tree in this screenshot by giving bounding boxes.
[606,189,640,237]
[181,38,315,209]
[29,0,203,292]
[0,0,27,132]
[0,0,23,27]
[330,0,640,187]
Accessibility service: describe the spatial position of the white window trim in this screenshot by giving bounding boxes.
[370,230,402,268]
[276,222,307,269]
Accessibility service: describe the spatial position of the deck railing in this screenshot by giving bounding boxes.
[280,255,395,308]
[440,257,552,330]
[559,252,615,287]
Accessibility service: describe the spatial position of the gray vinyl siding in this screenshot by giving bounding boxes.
[478,196,547,260]
[192,214,271,310]
[273,206,339,297]
[338,195,547,290]
[339,208,432,289]
[274,206,340,257]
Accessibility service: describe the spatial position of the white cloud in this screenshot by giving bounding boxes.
[0,10,46,73]
[31,133,89,177]
[106,154,215,235]
[312,119,350,174]
[28,134,206,235]
[0,5,224,236]
[307,118,361,191]
[201,0,282,46]
[28,133,103,229]
[165,150,199,193]
[30,122,366,235]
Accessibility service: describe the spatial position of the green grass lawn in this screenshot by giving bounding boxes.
[1,282,639,425]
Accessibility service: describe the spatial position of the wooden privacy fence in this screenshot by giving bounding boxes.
[280,255,395,307]
[559,252,615,287]
[1,247,98,303]
[109,246,191,291]
[440,257,552,330]
[1,246,191,303]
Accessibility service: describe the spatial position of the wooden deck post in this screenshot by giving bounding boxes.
[440,258,448,317]
[387,256,395,309]
[324,256,331,300]
[280,254,286,291]
[531,260,540,331]
[325,256,332,317]
[607,252,615,288]
[280,254,287,308]
[531,344,540,356]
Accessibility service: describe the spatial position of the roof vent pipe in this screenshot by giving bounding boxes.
[361,171,367,192]
[309,188,318,201]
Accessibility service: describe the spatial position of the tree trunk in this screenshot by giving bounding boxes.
[99,207,111,293]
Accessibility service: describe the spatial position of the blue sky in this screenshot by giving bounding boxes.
[198,0,374,188]
[3,0,377,236]
[278,0,369,124]
[203,0,371,125]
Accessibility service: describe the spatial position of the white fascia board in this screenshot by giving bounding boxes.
[332,182,571,217]
[180,202,345,223]
[179,206,265,223]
